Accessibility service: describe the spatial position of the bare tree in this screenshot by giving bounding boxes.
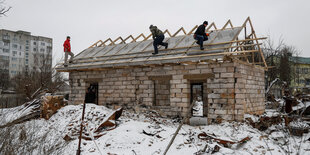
[0,0,11,17]
[262,35,285,86]
[263,36,300,89]
[12,53,66,101]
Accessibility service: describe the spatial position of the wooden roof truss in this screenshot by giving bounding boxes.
[58,17,267,72]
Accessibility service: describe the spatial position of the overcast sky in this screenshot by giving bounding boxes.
[1,0,309,65]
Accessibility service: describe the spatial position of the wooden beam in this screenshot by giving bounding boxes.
[206,22,218,31]
[145,34,152,40]
[172,27,187,37]
[247,17,268,68]
[89,40,103,48]
[187,25,198,35]
[99,38,114,46]
[221,19,233,29]
[75,31,266,61]
[75,43,262,64]
[163,29,172,37]
[134,33,146,42]
[123,35,135,43]
[113,37,124,44]
[72,38,264,62]
[57,50,259,71]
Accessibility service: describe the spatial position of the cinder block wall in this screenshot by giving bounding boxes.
[206,62,265,122]
[68,61,265,122]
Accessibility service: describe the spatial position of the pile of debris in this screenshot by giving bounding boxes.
[0,99,40,128]
[0,94,67,128]
[63,106,123,141]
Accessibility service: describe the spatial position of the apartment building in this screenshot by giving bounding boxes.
[291,56,310,88]
[0,29,52,78]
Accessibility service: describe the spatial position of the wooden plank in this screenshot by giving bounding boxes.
[183,73,215,80]
[75,43,262,64]
[99,38,114,46]
[89,40,104,48]
[74,36,266,61]
[187,25,198,35]
[56,54,224,72]
[113,37,124,44]
[172,27,187,37]
[133,33,146,42]
[58,50,257,72]
[163,29,172,37]
[247,17,268,68]
[123,35,135,43]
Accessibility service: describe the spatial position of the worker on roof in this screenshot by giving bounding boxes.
[194,21,209,50]
[63,36,74,66]
[149,25,168,55]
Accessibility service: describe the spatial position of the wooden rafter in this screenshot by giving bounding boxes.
[123,35,135,43]
[64,17,268,71]
[247,17,267,68]
[172,27,187,37]
[163,29,172,37]
[187,25,198,35]
[72,43,263,64]
[58,50,262,72]
[99,38,114,46]
[74,37,266,61]
[89,40,103,48]
[145,34,152,40]
[134,33,147,42]
[113,37,124,44]
[222,19,234,29]
[206,22,218,31]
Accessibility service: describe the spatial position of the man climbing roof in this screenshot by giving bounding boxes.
[63,36,74,66]
[149,25,168,55]
[194,21,209,50]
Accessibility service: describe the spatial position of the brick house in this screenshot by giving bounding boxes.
[56,17,267,123]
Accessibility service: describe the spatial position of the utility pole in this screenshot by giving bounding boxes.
[76,101,86,155]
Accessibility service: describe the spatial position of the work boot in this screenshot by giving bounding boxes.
[200,46,204,50]
[152,52,158,55]
[64,64,68,67]
[196,41,199,45]
[165,43,168,49]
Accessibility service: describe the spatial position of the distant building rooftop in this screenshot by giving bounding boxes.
[290,57,310,65]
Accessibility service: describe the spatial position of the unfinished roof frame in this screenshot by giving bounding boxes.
[57,17,267,72]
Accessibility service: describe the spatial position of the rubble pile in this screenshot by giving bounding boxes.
[41,95,67,120]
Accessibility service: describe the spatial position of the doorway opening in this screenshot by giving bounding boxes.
[86,82,98,105]
[191,83,203,117]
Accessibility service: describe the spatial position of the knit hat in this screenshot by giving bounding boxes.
[149,25,153,29]
[203,21,208,25]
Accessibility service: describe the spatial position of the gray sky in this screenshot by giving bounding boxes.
[1,0,310,65]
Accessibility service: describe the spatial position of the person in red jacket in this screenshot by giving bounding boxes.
[63,36,74,65]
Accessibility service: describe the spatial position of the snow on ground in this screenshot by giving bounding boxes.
[0,99,40,126]
[1,104,310,155]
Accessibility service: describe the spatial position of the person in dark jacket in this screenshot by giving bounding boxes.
[149,25,168,55]
[194,21,209,50]
[85,87,96,103]
[63,36,74,66]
